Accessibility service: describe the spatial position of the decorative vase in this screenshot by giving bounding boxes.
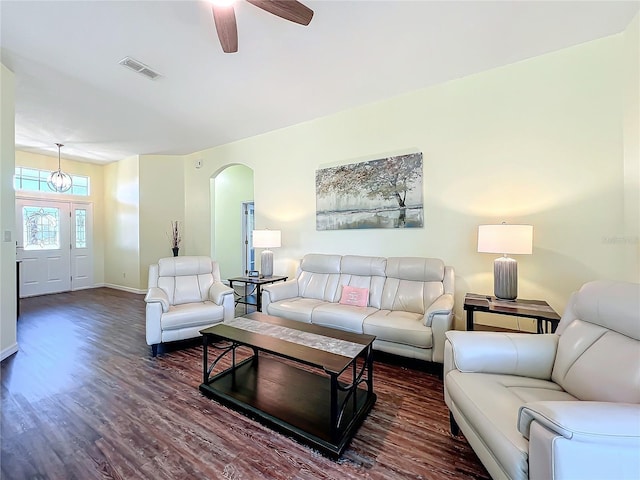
[172,247,179,257]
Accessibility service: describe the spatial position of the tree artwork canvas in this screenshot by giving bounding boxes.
[316,152,424,230]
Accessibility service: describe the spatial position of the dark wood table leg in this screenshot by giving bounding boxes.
[466,308,475,331]
[202,334,209,384]
[256,285,262,312]
[330,373,338,440]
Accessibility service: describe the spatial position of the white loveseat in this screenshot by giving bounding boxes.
[261,253,455,364]
[144,256,235,356]
[444,280,640,480]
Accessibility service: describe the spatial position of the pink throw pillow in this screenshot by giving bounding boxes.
[339,285,369,307]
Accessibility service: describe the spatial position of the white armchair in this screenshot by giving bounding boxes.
[144,256,234,356]
[444,280,640,480]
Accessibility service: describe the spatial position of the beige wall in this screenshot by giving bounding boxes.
[4,19,638,327]
[623,14,640,279]
[139,154,185,287]
[104,156,141,291]
[212,164,254,279]
[184,29,639,330]
[1,63,17,360]
[14,150,106,286]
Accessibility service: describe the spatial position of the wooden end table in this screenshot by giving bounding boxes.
[228,275,287,312]
[464,293,560,333]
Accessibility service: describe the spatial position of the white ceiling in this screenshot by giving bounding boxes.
[1,1,638,164]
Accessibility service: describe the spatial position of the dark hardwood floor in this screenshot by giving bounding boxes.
[1,288,490,480]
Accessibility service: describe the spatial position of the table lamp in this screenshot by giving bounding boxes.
[477,223,533,300]
[252,229,281,278]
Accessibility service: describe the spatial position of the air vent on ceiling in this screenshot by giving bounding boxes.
[119,57,161,80]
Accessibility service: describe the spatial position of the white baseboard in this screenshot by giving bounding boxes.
[1,343,18,362]
[102,283,146,295]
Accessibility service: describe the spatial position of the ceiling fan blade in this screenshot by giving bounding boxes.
[212,5,238,53]
[246,0,314,26]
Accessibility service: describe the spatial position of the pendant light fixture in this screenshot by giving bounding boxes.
[47,143,72,193]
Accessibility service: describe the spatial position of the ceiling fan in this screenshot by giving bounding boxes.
[211,0,314,53]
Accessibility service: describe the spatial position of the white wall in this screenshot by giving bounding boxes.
[139,154,185,287]
[623,14,640,278]
[104,156,141,291]
[0,63,17,360]
[184,30,639,330]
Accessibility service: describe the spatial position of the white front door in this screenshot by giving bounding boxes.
[71,203,93,290]
[16,199,71,297]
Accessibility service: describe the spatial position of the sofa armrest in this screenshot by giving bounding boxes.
[209,282,235,322]
[262,280,299,304]
[425,294,454,364]
[519,402,640,480]
[424,293,454,326]
[145,302,163,346]
[519,401,640,440]
[445,331,558,380]
[209,282,234,305]
[144,287,169,313]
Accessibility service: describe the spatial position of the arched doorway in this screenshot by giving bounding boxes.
[210,164,254,279]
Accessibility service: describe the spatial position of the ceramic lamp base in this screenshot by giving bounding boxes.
[261,249,274,278]
[494,256,518,300]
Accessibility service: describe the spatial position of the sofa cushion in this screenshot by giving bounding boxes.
[156,256,218,306]
[338,275,386,308]
[572,280,640,340]
[158,256,214,277]
[551,280,640,403]
[312,303,377,333]
[446,371,577,480]
[300,253,342,274]
[339,285,369,307]
[341,255,386,276]
[267,297,327,323]
[160,302,225,330]
[297,271,341,302]
[552,320,640,403]
[363,310,432,348]
[385,257,445,282]
[380,278,444,314]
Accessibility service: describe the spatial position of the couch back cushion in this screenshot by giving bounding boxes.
[381,257,445,314]
[552,281,640,403]
[297,254,342,302]
[156,256,218,306]
[338,255,387,308]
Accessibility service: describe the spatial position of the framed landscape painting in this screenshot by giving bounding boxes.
[316,152,423,230]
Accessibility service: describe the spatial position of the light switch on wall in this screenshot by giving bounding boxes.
[4,230,11,242]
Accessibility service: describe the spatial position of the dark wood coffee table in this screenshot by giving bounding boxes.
[199,312,376,458]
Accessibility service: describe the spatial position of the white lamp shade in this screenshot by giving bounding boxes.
[252,230,281,249]
[477,224,533,255]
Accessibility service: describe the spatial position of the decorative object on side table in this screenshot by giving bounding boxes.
[477,222,533,300]
[252,229,281,277]
[168,220,182,256]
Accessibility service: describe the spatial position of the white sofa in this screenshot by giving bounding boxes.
[261,253,455,364]
[144,256,235,356]
[444,280,640,480]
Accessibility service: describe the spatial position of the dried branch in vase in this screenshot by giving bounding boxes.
[167,221,182,248]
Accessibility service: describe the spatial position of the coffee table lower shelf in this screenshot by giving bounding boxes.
[199,355,376,458]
